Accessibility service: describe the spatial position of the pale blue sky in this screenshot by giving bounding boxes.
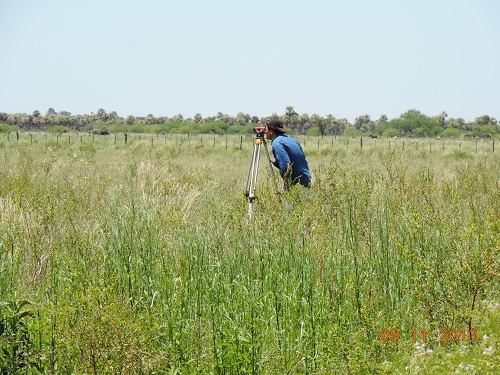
[1,0,499,122]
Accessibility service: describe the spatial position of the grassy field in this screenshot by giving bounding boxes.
[0,132,499,374]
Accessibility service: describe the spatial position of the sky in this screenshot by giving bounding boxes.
[1,0,499,123]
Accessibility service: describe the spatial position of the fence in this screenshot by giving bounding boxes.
[0,131,496,154]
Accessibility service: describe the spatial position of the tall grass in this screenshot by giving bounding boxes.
[0,133,499,373]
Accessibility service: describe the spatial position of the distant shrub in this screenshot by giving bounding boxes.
[0,123,20,133]
[46,125,72,133]
[382,128,399,137]
[344,126,361,137]
[471,124,498,138]
[440,128,461,138]
[307,127,321,136]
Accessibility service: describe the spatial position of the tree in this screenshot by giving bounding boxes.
[235,112,250,126]
[32,110,41,128]
[390,109,441,137]
[354,114,372,132]
[106,111,119,124]
[433,111,448,128]
[144,114,156,125]
[96,108,107,121]
[171,114,184,123]
[299,113,310,132]
[314,117,328,138]
[193,113,203,123]
[218,114,234,125]
[126,115,136,125]
[475,115,497,125]
[446,117,466,130]
[284,106,300,133]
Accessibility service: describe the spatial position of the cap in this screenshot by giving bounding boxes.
[266,119,286,133]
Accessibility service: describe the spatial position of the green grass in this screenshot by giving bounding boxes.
[0,133,499,374]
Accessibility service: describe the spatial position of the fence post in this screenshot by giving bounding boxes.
[125,133,128,144]
[360,137,363,149]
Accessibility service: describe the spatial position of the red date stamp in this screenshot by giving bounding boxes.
[379,328,478,343]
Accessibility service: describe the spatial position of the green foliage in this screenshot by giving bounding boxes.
[471,124,499,138]
[226,124,248,134]
[0,300,45,374]
[389,109,442,137]
[344,126,361,137]
[307,127,322,136]
[0,123,20,133]
[45,125,72,134]
[440,128,462,138]
[83,120,107,132]
[381,128,399,137]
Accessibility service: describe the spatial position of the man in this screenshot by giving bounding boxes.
[265,119,311,189]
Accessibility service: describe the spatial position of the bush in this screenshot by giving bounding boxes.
[440,128,462,138]
[0,123,20,133]
[307,127,322,136]
[382,128,399,137]
[344,126,361,137]
[46,125,72,134]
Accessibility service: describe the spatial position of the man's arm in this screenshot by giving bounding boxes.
[272,141,291,178]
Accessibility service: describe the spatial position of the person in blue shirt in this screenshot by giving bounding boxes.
[265,119,311,189]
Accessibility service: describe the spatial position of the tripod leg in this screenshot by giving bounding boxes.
[245,140,262,220]
[245,141,261,197]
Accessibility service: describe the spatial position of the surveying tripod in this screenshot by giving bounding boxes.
[244,126,278,220]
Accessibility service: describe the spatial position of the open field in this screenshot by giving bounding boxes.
[1,133,499,374]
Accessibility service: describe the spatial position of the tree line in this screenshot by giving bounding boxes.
[0,106,498,138]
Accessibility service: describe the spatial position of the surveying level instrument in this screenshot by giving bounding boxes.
[244,126,278,219]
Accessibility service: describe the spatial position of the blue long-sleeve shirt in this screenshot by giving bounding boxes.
[271,135,311,185]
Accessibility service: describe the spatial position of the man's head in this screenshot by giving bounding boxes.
[265,119,286,140]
